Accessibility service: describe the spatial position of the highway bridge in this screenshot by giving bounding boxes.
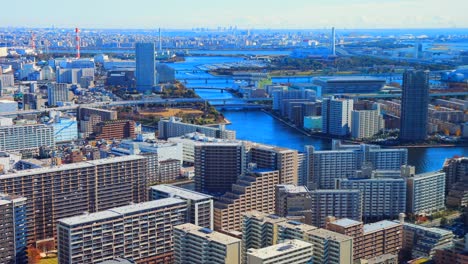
[0,98,273,117]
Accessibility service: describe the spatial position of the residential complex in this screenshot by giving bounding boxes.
[0,123,55,154]
[47,82,70,106]
[174,223,241,264]
[0,193,27,264]
[309,189,363,227]
[401,222,453,259]
[322,97,354,136]
[0,155,147,245]
[404,170,446,215]
[306,141,407,189]
[326,216,403,261]
[214,170,279,232]
[249,143,299,185]
[242,211,354,264]
[159,117,236,140]
[194,141,245,195]
[351,103,385,139]
[151,184,214,229]
[337,174,407,221]
[92,119,136,140]
[57,198,187,264]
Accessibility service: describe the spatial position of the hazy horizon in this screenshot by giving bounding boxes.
[3,0,468,29]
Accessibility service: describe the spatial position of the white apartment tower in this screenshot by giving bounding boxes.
[322,97,353,136]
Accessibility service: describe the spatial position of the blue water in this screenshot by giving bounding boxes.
[174,56,468,173]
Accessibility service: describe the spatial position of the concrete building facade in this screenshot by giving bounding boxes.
[57,198,186,264]
[174,223,241,264]
[0,156,148,245]
[0,193,27,264]
[151,185,214,229]
[214,170,279,232]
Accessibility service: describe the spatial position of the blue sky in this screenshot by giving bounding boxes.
[3,0,468,29]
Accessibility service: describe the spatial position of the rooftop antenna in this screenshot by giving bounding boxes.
[75,27,80,59]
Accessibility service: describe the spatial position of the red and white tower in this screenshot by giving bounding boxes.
[30,31,36,51]
[75,27,80,59]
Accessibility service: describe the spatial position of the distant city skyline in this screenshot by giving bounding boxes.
[3,0,468,29]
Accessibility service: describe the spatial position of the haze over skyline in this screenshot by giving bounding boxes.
[3,0,468,29]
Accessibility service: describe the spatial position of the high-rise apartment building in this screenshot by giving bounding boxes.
[322,97,353,136]
[309,189,363,227]
[159,117,236,140]
[404,170,446,215]
[306,141,407,189]
[136,42,156,93]
[351,103,385,139]
[326,217,403,261]
[400,70,430,142]
[242,211,354,264]
[275,185,363,227]
[0,123,55,154]
[249,143,298,185]
[194,141,245,195]
[47,83,70,106]
[214,170,279,232]
[337,175,406,222]
[0,156,147,245]
[57,198,187,264]
[151,185,214,229]
[246,239,314,264]
[0,193,27,264]
[174,223,241,264]
[275,185,312,222]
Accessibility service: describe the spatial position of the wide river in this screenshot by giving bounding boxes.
[170,56,468,173]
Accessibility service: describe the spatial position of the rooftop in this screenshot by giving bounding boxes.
[401,222,453,236]
[243,211,287,224]
[247,239,312,259]
[0,155,146,180]
[58,198,185,226]
[151,184,212,201]
[363,220,401,234]
[277,184,309,193]
[307,228,353,242]
[330,218,362,228]
[175,223,241,245]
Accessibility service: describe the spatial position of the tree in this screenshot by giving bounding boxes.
[440,217,448,226]
[443,128,450,136]
[27,246,42,264]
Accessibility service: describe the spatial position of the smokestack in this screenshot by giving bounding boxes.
[158,28,162,52]
[332,27,336,56]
